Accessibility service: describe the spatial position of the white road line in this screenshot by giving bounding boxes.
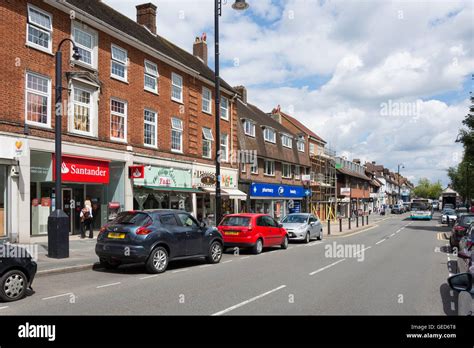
[199,264,213,268]
[212,285,287,316]
[0,306,9,310]
[353,246,372,257]
[222,260,233,264]
[375,239,386,245]
[42,292,73,301]
[240,256,250,260]
[309,259,346,276]
[390,233,396,237]
[172,269,189,273]
[140,274,160,280]
[96,282,121,289]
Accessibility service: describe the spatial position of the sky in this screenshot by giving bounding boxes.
[103,0,473,186]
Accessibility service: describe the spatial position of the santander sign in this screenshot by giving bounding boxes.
[53,155,110,184]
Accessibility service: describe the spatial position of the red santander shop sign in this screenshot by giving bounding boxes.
[53,155,110,184]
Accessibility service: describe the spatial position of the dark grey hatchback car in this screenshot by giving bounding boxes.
[96,210,224,274]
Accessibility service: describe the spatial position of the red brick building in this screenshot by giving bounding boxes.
[0,0,242,242]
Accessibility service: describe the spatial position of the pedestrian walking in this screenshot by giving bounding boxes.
[80,200,93,239]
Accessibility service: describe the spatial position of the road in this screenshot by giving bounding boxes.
[0,213,463,315]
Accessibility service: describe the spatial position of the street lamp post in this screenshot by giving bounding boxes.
[214,0,249,226]
[397,163,404,203]
[47,39,81,259]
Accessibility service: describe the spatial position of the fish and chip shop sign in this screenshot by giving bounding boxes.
[250,183,307,198]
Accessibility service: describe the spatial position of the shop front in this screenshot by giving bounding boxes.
[132,165,200,214]
[192,164,246,221]
[30,151,125,235]
[248,182,309,221]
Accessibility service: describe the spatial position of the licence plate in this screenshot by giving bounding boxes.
[108,232,126,239]
[225,231,239,235]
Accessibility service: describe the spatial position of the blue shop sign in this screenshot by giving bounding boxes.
[250,183,309,198]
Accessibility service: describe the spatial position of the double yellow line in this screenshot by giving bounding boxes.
[437,232,448,241]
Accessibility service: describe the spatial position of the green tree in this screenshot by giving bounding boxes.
[413,178,443,199]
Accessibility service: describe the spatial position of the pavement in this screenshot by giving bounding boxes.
[2,211,469,315]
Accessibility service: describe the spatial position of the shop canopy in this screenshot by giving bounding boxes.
[201,187,247,200]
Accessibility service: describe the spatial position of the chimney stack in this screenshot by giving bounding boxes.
[193,33,208,65]
[136,3,157,35]
[234,85,247,104]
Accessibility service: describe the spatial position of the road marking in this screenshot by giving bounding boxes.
[0,306,9,310]
[199,264,213,268]
[333,225,378,238]
[212,285,286,316]
[96,282,121,289]
[390,233,395,237]
[172,269,189,273]
[240,256,250,260]
[353,246,371,257]
[222,260,233,264]
[309,259,346,276]
[42,292,73,301]
[375,239,386,245]
[140,274,160,280]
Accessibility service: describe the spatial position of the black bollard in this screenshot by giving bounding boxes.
[356,216,359,228]
[362,214,365,226]
[339,218,342,232]
[366,215,369,225]
[327,219,331,236]
[348,217,351,230]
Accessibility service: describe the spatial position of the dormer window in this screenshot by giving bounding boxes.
[244,119,255,137]
[281,134,292,148]
[297,135,305,152]
[263,127,276,143]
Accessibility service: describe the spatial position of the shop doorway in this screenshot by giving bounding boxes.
[62,188,73,234]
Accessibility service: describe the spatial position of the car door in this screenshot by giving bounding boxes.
[159,213,186,258]
[256,216,270,246]
[177,213,202,256]
[264,216,280,246]
[308,215,317,238]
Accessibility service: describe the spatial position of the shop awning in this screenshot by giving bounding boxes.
[223,188,247,200]
[141,186,202,193]
[201,187,247,199]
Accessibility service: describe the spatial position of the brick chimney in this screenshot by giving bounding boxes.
[136,3,157,35]
[234,85,247,104]
[193,33,208,65]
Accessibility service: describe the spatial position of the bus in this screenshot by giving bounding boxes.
[410,198,433,220]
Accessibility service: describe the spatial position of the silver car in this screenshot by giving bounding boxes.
[441,209,457,224]
[281,213,322,243]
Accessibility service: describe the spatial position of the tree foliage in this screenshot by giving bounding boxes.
[413,178,443,199]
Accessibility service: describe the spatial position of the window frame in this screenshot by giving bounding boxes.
[171,117,183,153]
[110,98,128,143]
[250,162,259,175]
[297,136,305,152]
[69,83,96,137]
[264,127,276,143]
[264,160,275,176]
[281,134,293,148]
[282,163,292,179]
[220,96,229,120]
[202,127,214,159]
[202,87,212,114]
[244,120,256,137]
[24,71,52,128]
[26,4,53,54]
[220,133,229,162]
[71,21,98,69]
[144,59,159,94]
[144,108,158,148]
[110,44,128,82]
[171,72,183,103]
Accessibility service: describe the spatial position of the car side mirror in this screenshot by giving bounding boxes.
[447,272,473,292]
[310,221,315,226]
[278,223,283,228]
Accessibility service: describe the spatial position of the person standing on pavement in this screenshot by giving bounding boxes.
[80,200,93,239]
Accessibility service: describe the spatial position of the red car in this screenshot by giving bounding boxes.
[218,213,289,254]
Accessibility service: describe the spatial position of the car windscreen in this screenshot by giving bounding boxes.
[460,215,474,226]
[112,212,151,226]
[281,215,308,223]
[220,216,251,226]
[411,203,430,211]
[443,209,455,215]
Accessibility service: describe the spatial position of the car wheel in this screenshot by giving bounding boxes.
[252,238,263,254]
[99,258,120,270]
[318,229,323,240]
[304,232,310,244]
[146,246,169,274]
[206,241,223,264]
[0,270,27,302]
[281,235,289,249]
